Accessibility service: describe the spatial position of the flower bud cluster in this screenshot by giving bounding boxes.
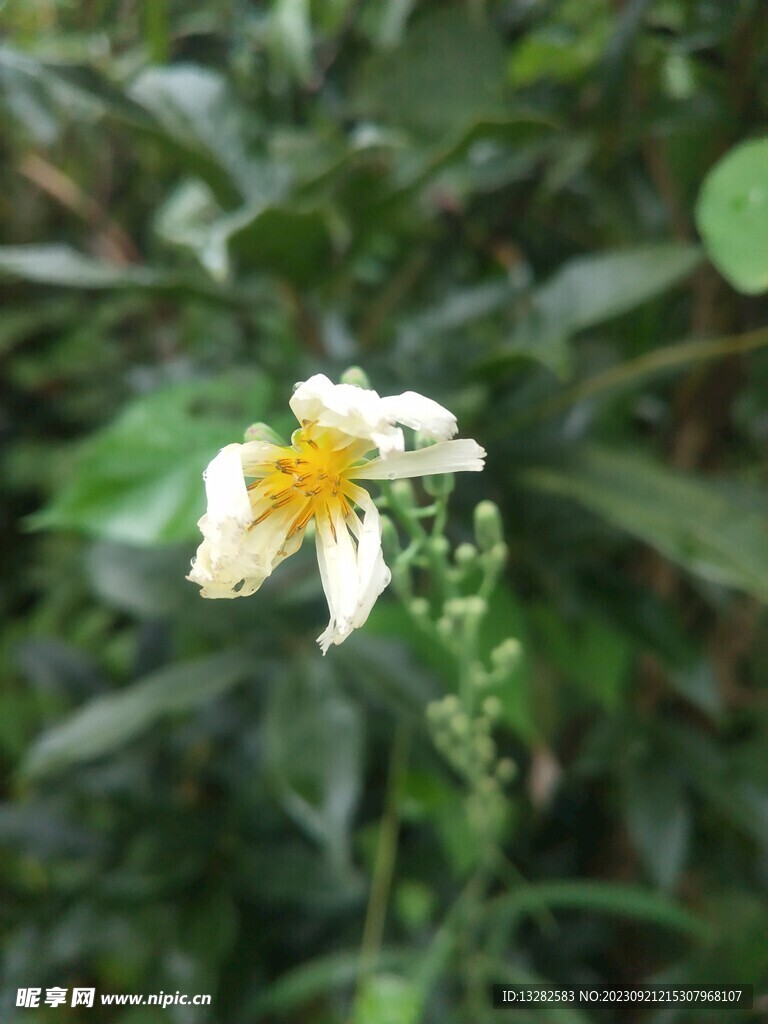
[426,689,517,845]
[381,484,521,850]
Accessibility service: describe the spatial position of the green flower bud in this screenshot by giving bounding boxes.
[443,597,466,620]
[409,597,430,619]
[451,712,470,736]
[442,695,460,715]
[474,500,504,551]
[480,775,499,795]
[490,637,522,673]
[436,616,453,640]
[482,696,503,720]
[475,735,496,765]
[340,366,370,389]
[429,536,450,560]
[470,663,489,689]
[455,543,478,568]
[426,700,443,722]
[483,542,509,573]
[390,479,416,511]
[463,595,487,621]
[244,422,285,445]
[423,473,455,499]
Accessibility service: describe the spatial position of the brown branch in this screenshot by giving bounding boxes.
[19,152,140,264]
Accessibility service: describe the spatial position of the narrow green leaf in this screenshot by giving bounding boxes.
[248,950,405,1016]
[0,243,237,303]
[0,244,171,290]
[501,244,701,376]
[22,650,254,779]
[534,244,702,333]
[494,881,709,938]
[522,447,768,602]
[625,767,691,891]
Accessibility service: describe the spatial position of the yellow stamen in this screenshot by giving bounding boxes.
[287,503,314,538]
[249,507,273,529]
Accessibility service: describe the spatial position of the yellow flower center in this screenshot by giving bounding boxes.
[246,423,370,538]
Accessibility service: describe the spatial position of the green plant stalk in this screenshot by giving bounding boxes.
[355,720,410,1004]
[524,324,768,428]
[381,481,449,608]
[143,0,170,63]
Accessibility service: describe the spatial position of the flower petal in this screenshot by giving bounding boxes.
[379,391,457,441]
[290,374,459,457]
[314,489,391,653]
[187,443,306,598]
[241,439,286,477]
[202,443,252,524]
[290,374,402,455]
[350,438,486,481]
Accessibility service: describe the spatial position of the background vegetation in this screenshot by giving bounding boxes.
[1,1,767,1021]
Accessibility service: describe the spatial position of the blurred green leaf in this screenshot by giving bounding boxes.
[0,244,174,290]
[206,204,336,285]
[264,666,363,865]
[85,542,191,617]
[0,243,240,303]
[0,43,155,136]
[270,0,314,84]
[249,950,405,1018]
[494,881,709,937]
[33,371,272,545]
[522,447,768,601]
[128,64,266,201]
[0,48,263,204]
[236,841,363,911]
[22,649,254,779]
[509,0,613,86]
[625,765,691,892]
[505,244,702,374]
[530,605,631,710]
[356,8,506,140]
[154,182,335,284]
[536,244,702,332]
[696,137,768,294]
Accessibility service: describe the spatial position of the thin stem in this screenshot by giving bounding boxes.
[496,325,768,435]
[355,721,410,1002]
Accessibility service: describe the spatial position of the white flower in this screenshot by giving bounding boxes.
[188,373,485,653]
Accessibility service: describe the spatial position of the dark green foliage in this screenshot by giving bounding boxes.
[1,1,767,1022]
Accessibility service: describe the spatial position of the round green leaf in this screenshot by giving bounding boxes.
[696,138,768,294]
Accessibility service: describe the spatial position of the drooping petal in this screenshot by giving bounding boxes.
[290,374,459,457]
[378,391,457,441]
[187,444,307,598]
[344,485,392,629]
[350,438,486,481]
[314,489,391,653]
